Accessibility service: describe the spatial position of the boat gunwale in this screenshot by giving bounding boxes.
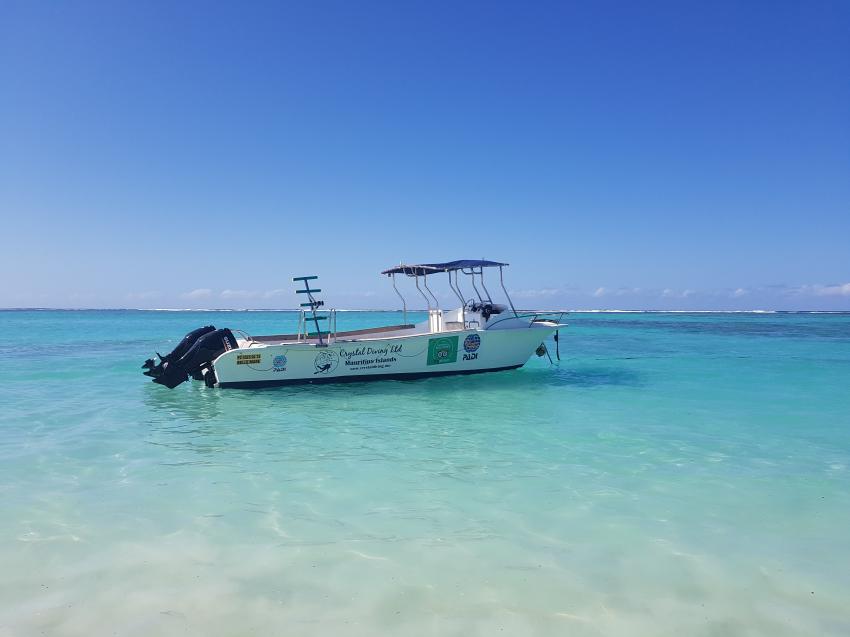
[244,323,417,345]
[239,320,562,349]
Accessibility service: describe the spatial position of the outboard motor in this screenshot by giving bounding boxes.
[143,327,238,389]
[143,325,216,378]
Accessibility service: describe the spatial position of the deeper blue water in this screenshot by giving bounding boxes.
[1,310,849,636]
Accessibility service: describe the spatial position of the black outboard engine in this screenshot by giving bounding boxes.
[142,325,216,377]
[143,326,238,389]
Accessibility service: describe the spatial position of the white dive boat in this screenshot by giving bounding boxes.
[142,260,566,389]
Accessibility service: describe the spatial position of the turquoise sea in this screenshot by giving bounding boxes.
[1,310,849,636]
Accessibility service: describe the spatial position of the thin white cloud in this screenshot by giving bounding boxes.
[785,283,850,297]
[182,288,213,300]
[595,287,642,298]
[661,288,695,299]
[220,289,261,300]
[814,283,850,297]
[511,288,563,299]
[567,284,848,302]
[221,288,319,300]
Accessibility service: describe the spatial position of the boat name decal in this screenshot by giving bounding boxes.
[236,353,262,365]
[340,345,402,359]
[427,336,458,366]
[344,356,397,369]
[338,344,403,371]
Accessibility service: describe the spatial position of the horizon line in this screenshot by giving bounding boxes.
[1,307,849,314]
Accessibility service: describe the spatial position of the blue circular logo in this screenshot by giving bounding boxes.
[272,354,287,370]
[463,334,481,353]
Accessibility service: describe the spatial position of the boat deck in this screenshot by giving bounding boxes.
[244,323,418,346]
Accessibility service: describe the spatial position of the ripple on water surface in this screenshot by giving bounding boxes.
[1,311,849,636]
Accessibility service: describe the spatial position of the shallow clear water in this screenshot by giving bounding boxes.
[1,310,849,636]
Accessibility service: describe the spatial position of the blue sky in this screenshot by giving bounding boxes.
[1,1,848,310]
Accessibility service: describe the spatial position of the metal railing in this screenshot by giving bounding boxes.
[481,311,568,330]
[297,308,337,343]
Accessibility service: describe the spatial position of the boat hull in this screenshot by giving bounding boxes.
[217,363,524,388]
[211,326,554,389]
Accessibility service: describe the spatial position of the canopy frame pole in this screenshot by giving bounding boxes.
[413,272,431,311]
[478,266,494,303]
[464,268,484,302]
[391,273,407,324]
[423,272,439,308]
[447,270,465,326]
[453,270,467,305]
[499,266,518,316]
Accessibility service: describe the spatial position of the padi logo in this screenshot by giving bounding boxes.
[463,333,480,360]
[314,350,339,374]
[272,354,287,372]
